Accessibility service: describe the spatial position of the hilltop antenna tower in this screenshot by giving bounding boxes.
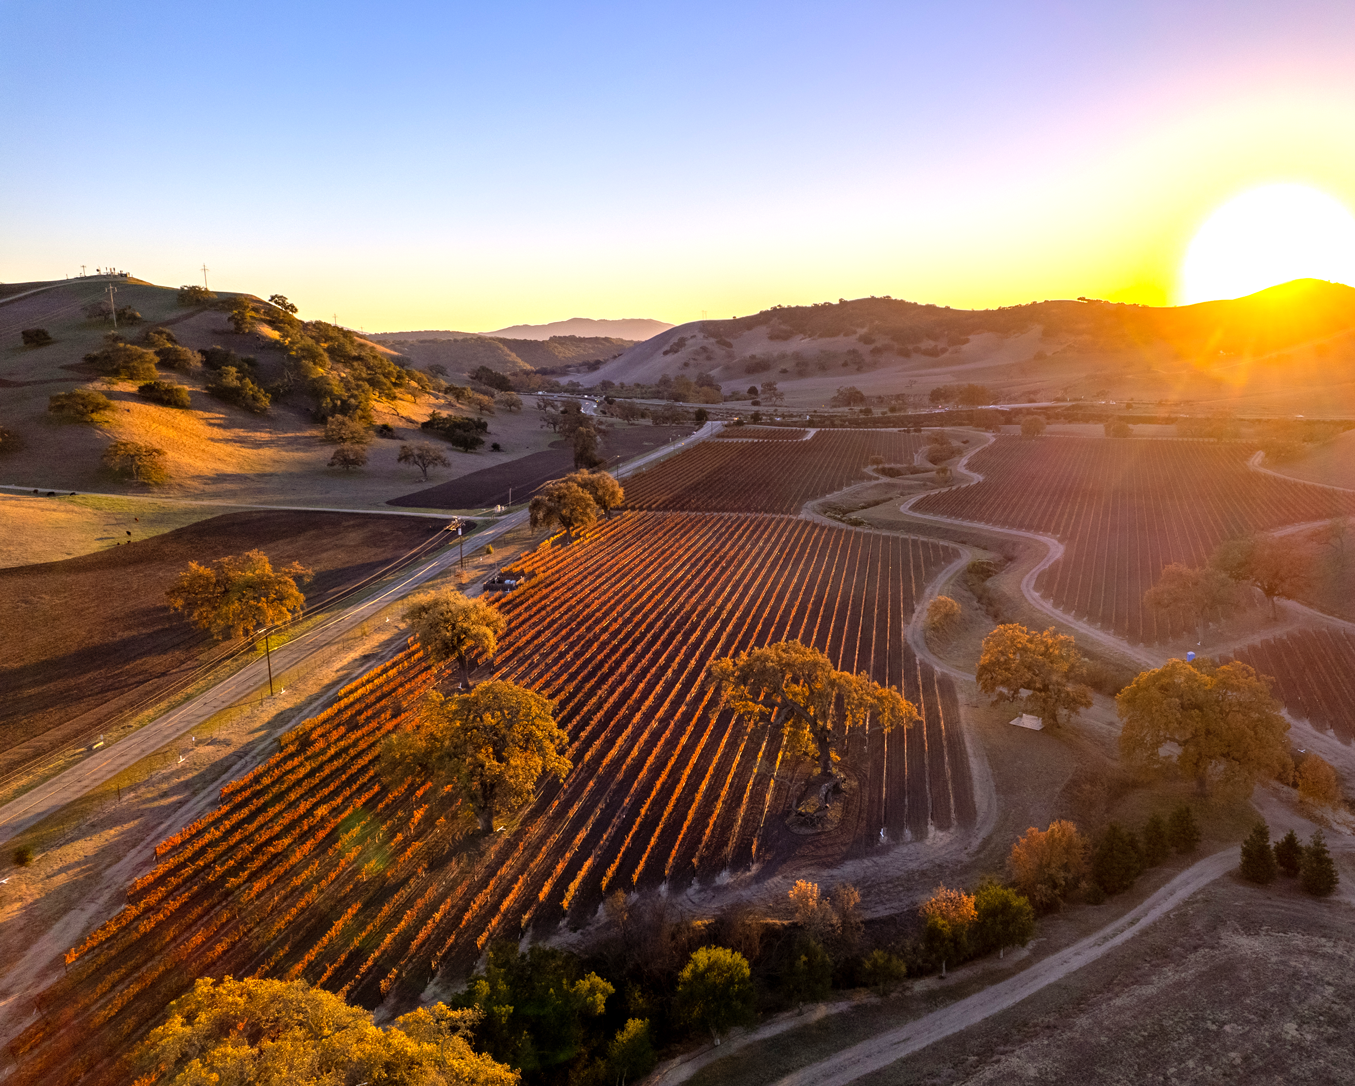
[201,264,210,290]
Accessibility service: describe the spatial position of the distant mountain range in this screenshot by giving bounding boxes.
[484,317,673,341]
[368,318,672,344]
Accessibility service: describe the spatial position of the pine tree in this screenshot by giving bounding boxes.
[1273,829,1303,877]
[1141,814,1170,866]
[1239,822,1278,884]
[1091,823,1145,895]
[1167,804,1202,854]
[1299,829,1339,897]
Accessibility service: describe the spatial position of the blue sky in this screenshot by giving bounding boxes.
[3,1,1355,330]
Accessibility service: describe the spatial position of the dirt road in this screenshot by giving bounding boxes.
[652,849,1235,1086]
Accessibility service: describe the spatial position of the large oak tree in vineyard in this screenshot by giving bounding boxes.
[705,640,916,778]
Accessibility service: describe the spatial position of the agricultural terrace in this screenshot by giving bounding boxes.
[914,436,1355,643]
[623,429,933,513]
[15,513,969,1086]
[1231,628,1355,742]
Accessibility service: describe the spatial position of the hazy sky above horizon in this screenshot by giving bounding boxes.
[3,1,1355,331]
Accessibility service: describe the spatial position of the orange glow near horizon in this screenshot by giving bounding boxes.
[1177,184,1355,305]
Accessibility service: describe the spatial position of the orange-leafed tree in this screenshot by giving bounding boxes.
[166,549,312,640]
[1117,657,1289,796]
[976,624,1092,729]
[705,640,917,778]
[1007,820,1089,911]
[402,587,506,689]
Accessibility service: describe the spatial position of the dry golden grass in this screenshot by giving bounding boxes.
[0,493,229,568]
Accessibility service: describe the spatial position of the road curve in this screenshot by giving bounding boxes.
[0,423,719,846]
[768,849,1236,1086]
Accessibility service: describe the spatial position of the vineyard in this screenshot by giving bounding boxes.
[623,429,933,513]
[914,436,1355,643]
[712,426,811,441]
[1230,628,1355,742]
[10,512,971,1085]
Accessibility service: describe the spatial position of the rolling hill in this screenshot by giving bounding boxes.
[583,279,1355,416]
[368,332,636,376]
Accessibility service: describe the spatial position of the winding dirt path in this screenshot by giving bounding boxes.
[649,848,1236,1086]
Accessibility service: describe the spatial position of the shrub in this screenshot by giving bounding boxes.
[1105,419,1132,438]
[21,328,52,347]
[155,344,203,371]
[137,381,192,408]
[49,388,112,422]
[421,411,487,452]
[1239,822,1278,884]
[785,936,833,1007]
[676,946,755,1043]
[1091,823,1144,895]
[694,407,709,423]
[924,595,961,638]
[1297,754,1341,808]
[1167,804,1202,854]
[323,414,372,445]
[860,949,907,995]
[177,284,216,305]
[1008,820,1089,911]
[208,367,271,413]
[1299,829,1339,896]
[972,882,1035,956]
[102,440,168,484]
[1020,414,1047,437]
[83,342,159,382]
[1274,829,1303,877]
[13,845,33,867]
[200,345,256,371]
[328,444,368,471]
[1141,813,1170,866]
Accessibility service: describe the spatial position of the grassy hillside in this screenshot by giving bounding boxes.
[373,332,635,375]
[585,279,1355,416]
[0,277,568,508]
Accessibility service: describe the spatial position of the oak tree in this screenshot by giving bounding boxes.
[327,443,368,470]
[133,976,517,1086]
[1117,658,1289,796]
[976,624,1092,729]
[387,681,569,832]
[48,388,113,420]
[398,441,452,481]
[529,478,597,539]
[402,588,507,688]
[1019,414,1047,437]
[1212,534,1312,618]
[972,882,1035,957]
[1143,562,1238,643]
[102,440,168,484]
[566,469,624,518]
[1297,753,1342,808]
[167,550,312,639]
[706,640,917,778]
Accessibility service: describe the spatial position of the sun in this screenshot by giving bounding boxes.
[1178,183,1355,305]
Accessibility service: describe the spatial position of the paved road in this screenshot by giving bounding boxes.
[0,423,718,846]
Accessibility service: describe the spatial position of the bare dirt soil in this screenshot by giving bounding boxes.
[855,879,1355,1086]
[0,510,447,775]
[388,423,694,508]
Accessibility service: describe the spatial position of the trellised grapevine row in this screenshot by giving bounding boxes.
[623,429,931,513]
[1230,628,1355,742]
[914,436,1355,643]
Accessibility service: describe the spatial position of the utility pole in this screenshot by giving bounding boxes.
[107,283,119,330]
[201,264,210,290]
[81,265,86,277]
[261,626,275,696]
[458,524,464,569]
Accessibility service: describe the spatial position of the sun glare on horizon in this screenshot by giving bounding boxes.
[1178,183,1355,305]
